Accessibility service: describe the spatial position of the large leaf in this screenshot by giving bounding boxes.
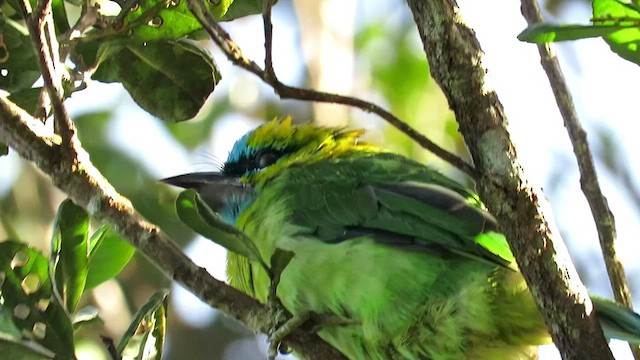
[84,225,135,290]
[220,0,270,21]
[593,0,640,66]
[117,289,169,360]
[518,23,627,42]
[0,306,54,359]
[51,0,70,35]
[175,189,265,266]
[0,18,40,92]
[51,199,89,314]
[92,40,220,122]
[0,241,75,358]
[518,0,640,66]
[7,87,42,116]
[120,0,234,41]
[71,306,103,331]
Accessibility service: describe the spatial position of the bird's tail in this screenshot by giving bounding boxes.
[592,296,640,344]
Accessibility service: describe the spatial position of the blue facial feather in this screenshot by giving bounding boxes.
[219,192,254,225]
[226,131,255,164]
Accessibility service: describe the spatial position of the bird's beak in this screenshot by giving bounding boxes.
[161,172,252,211]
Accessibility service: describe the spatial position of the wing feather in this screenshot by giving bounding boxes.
[276,152,513,268]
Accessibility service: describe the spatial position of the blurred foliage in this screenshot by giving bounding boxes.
[0,0,265,122]
[354,20,468,181]
[0,17,40,93]
[118,289,168,359]
[0,200,163,360]
[544,0,587,13]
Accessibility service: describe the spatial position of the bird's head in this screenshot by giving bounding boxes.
[161,117,376,212]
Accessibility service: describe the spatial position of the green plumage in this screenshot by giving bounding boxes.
[163,118,640,360]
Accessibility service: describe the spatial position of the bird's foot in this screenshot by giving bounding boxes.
[308,315,359,333]
[267,311,310,360]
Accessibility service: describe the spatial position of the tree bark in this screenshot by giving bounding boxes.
[405,1,614,359]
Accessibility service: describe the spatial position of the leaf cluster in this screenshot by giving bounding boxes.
[0,0,266,124]
[519,0,640,66]
[0,199,169,359]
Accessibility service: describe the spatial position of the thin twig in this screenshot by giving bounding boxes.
[99,335,122,360]
[519,2,639,358]
[0,96,345,360]
[185,0,476,177]
[19,0,75,145]
[262,0,276,81]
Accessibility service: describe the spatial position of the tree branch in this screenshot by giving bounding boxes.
[405,0,614,359]
[0,96,345,360]
[186,0,476,177]
[520,2,639,358]
[19,0,74,144]
[262,0,276,81]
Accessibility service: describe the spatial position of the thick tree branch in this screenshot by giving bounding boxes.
[519,4,638,358]
[0,97,345,360]
[405,1,614,359]
[186,0,476,177]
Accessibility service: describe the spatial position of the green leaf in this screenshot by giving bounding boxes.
[593,0,640,19]
[4,0,36,14]
[175,189,265,266]
[269,248,294,292]
[0,143,7,156]
[0,241,75,358]
[84,225,135,290]
[0,305,48,358]
[92,40,220,122]
[7,87,42,116]
[72,306,103,331]
[593,0,640,66]
[121,0,233,41]
[51,199,89,313]
[517,1,640,65]
[220,0,270,21]
[69,39,101,71]
[117,289,169,359]
[517,23,627,42]
[0,333,54,360]
[0,18,41,92]
[51,0,70,35]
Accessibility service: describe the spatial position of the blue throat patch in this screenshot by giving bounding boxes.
[219,192,254,225]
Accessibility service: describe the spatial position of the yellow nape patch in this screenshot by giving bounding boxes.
[247,117,339,151]
[243,118,382,182]
[249,117,295,141]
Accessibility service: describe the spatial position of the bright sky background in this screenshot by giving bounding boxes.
[2,0,639,358]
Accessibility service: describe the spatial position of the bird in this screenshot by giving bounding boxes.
[162,117,640,360]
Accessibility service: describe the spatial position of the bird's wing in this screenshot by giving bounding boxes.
[273,152,514,268]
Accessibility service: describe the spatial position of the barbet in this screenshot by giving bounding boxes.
[163,118,640,359]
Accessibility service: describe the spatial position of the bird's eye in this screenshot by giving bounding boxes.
[257,151,279,168]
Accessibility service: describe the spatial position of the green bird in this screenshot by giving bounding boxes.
[163,118,640,359]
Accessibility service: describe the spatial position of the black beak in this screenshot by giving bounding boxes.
[161,172,252,211]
